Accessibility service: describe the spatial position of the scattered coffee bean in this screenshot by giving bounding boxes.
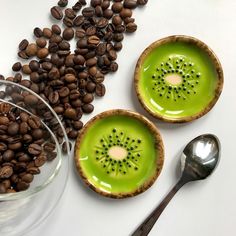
[58,0,68,7]
[51,6,64,20]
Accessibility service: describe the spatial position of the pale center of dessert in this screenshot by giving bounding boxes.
[108,146,127,160]
[165,74,182,85]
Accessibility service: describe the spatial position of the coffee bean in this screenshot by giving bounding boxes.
[43,28,53,39]
[19,39,29,51]
[12,62,22,72]
[95,83,106,96]
[103,9,113,19]
[73,15,85,27]
[32,129,44,140]
[64,108,77,120]
[120,8,132,18]
[58,0,68,7]
[49,91,59,104]
[63,28,74,40]
[97,18,109,28]
[83,93,94,103]
[126,22,137,32]
[7,122,19,136]
[29,60,40,72]
[21,173,34,183]
[65,74,76,83]
[33,27,43,38]
[28,116,41,129]
[0,142,7,152]
[51,6,63,20]
[124,17,135,24]
[124,0,137,9]
[0,166,13,179]
[137,0,148,5]
[24,94,39,106]
[26,43,38,57]
[3,150,14,162]
[65,8,76,19]
[112,2,123,13]
[82,7,95,17]
[34,153,47,167]
[37,48,49,59]
[101,1,110,10]
[51,24,61,35]
[58,87,70,97]
[28,143,42,155]
[72,2,82,11]
[16,181,29,191]
[114,42,123,51]
[82,104,94,113]
[0,183,6,193]
[95,5,103,17]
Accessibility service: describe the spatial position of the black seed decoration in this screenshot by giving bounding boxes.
[135,167,138,171]
[112,129,116,133]
[152,75,156,79]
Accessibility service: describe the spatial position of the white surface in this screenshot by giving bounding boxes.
[0,0,235,235]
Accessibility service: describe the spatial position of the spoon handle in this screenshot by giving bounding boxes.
[131,178,187,236]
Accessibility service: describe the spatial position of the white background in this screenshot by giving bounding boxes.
[0,0,235,235]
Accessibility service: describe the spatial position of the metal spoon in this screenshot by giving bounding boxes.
[132,134,220,236]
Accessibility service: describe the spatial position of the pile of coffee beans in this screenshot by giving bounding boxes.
[0,103,57,193]
[2,0,148,142]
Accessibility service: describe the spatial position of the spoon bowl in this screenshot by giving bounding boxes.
[181,134,220,181]
[132,134,220,236]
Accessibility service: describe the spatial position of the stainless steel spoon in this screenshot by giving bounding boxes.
[132,134,220,236]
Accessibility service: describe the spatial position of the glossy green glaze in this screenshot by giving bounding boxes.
[78,114,160,195]
[138,41,219,120]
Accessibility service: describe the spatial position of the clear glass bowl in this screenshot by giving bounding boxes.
[0,80,70,236]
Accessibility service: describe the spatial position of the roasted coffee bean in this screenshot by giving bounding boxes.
[12,62,22,72]
[28,143,42,155]
[95,83,106,96]
[58,87,70,97]
[83,93,94,103]
[43,28,52,38]
[73,15,85,26]
[82,7,95,17]
[65,73,76,83]
[82,104,94,113]
[25,43,38,57]
[86,81,96,92]
[110,62,119,72]
[124,0,137,9]
[58,0,68,7]
[27,166,40,175]
[65,8,76,19]
[95,5,103,17]
[124,17,135,24]
[19,122,29,135]
[97,18,109,28]
[0,183,6,193]
[51,6,64,20]
[33,27,43,38]
[0,166,13,178]
[19,39,29,51]
[113,33,124,42]
[21,173,34,183]
[16,181,29,191]
[64,108,77,120]
[7,122,19,136]
[24,94,38,106]
[101,9,112,20]
[34,153,47,167]
[72,2,82,11]
[120,8,132,18]
[0,142,7,152]
[137,0,148,5]
[28,116,41,129]
[63,28,74,40]
[86,57,97,67]
[3,150,14,162]
[37,48,49,59]
[112,2,123,13]
[51,24,61,35]
[32,129,44,140]
[126,22,137,32]
[49,91,60,104]
[112,15,123,26]
[101,0,110,10]
[29,60,40,72]
[114,42,123,51]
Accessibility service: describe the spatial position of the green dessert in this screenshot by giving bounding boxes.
[135,35,224,122]
[74,110,164,198]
